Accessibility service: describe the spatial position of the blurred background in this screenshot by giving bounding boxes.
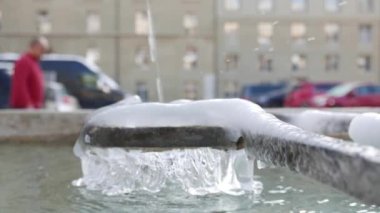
[1,0,380,109]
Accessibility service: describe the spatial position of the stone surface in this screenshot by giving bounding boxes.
[81,125,236,149]
[0,110,90,144]
[244,133,380,205]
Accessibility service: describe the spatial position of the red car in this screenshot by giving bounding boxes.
[309,82,380,107]
[284,82,337,107]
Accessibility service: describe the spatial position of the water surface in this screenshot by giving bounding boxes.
[0,144,379,213]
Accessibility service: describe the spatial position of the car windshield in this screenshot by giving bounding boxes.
[315,83,337,92]
[327,83,357,97]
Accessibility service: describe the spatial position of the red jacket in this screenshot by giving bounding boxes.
[10,53,45,109]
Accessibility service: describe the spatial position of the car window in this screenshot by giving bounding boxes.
[81,73,98,89]
[40,60,92,74]
[355,86,372,96]
[372,86,380,94]
[327,83,356,97]
[315,84,336,92]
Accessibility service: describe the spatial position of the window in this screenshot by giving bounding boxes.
[224,0,241,10]
[355,86,372,96]
[184,81,198,99]
[258,54,273,72]
[136,81,149,102]
[86,11,101,34]
[292,0,307,12]
[135,46,150,69]
[37,10,51,34]
[258,0,273,12]
[325,23,340,43]
[224,22,239,35]
[183,12,198,35]
[224,22,239,46]
[325,0,340,12]
[359,24,372,44]
[291,54,307,71]
[357,55,371,72]
[325,54,339,71]
[291,23,306,43]
[224,81,239,98]
[135,11,148,35]
[86,47,100,65]
[224,53,239,71]
[183,46,198,70]
[257,22,273,46]
[358,0,374,13]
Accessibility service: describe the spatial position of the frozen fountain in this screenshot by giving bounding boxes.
[74,98,380,205]
[73,0,380,206]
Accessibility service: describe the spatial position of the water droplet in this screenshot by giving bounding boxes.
[85,134,91,144]
[317,199,329,204]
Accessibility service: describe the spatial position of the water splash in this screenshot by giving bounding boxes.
[146,0,164,102]
[73,141,262,196]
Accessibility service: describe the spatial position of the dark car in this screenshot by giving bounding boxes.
[0,53,125,109]
[241,83,287,104]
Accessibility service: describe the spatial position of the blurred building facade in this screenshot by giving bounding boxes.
[217,0,380,97]
[0,0,379,101]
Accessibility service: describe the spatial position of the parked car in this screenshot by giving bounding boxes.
[45,82,79,112]
[254,89,288,107]
[241,83,287,104]
[310,82,380,107]
[284,82,338,107]
[0,53,125,108]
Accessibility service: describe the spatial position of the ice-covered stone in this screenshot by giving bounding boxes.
[349,113,380,148]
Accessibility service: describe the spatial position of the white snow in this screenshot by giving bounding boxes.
[349,113,380,148]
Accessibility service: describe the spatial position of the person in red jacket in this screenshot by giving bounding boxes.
[10,37,49,109]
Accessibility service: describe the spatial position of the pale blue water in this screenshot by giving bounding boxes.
[0,144,379,213]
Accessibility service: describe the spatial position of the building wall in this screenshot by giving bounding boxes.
[0,0,216,102]
[0,0,380,101]
[217,0,380,96]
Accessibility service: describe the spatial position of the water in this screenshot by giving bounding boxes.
[1,144,379,212]
[73,145,260,196]
[146,0,164,102]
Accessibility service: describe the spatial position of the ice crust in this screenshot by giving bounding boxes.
[86,98,287,142]
[74,98,276,196]
[349,113,380,148]
[74,98,380,196]
[291,110,357,135]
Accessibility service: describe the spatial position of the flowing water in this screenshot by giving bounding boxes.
[146,0,164,102]
[1,143,380,212]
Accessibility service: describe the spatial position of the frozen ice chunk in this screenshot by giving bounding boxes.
[349,113,380,148]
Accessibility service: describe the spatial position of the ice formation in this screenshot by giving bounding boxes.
[73,144,262,196]
[84,98,287,143]
[291,110,357,136]
[349,113,380,148]
[77,98,374,196]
